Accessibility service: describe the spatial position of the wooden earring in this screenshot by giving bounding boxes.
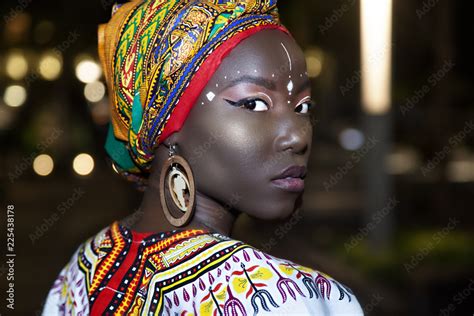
[159,144,196,227]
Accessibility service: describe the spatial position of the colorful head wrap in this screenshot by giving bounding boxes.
[98,0,288,189]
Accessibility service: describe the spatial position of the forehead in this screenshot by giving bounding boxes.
[212,29,307,81]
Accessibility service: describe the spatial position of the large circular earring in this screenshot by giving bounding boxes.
[159,144,196,227]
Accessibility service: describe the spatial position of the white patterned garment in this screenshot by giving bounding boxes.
[43,222,364,315]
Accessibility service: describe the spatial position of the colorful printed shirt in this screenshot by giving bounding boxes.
[43,222,364,315]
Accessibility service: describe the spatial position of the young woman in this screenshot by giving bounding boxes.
[43,0,364,314]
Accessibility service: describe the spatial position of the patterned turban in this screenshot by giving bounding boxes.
[98,0,288,189]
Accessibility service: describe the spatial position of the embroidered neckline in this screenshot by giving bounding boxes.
[113,221,212,245]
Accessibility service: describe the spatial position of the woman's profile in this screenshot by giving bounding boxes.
[43,0,364,314]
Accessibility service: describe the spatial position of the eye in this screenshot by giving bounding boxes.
[224,98,269,112]
[295,101,314,114]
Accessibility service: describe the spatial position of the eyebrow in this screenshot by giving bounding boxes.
[221,75,312,95]
[295,78,312,95]
[222,75,276,91]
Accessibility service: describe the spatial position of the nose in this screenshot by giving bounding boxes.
[273,113,311,155]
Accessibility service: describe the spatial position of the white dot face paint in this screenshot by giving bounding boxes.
[287,80,294,93]
[206,91,216,102]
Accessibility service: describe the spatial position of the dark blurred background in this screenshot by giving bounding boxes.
[1,0,473,315]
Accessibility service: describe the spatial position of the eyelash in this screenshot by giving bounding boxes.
[224,97,315,114]
[224,98,268,111]
[296,100,315,114]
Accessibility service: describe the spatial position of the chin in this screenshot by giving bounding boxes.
[250,195,301,221]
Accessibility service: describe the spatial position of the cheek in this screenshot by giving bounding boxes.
[199,119,297,219]
[200,116,271,186]
[183,110,275,207]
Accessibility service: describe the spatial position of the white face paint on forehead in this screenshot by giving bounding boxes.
[280,42,293,72]
[280,42,294,98]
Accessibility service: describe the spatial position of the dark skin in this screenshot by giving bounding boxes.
[129,29,314,236]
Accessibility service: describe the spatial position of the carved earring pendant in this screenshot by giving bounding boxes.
[159,144,196,227]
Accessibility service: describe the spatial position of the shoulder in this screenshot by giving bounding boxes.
[227,242,364,315]
[160,234,364,315]
[42,224,113,315]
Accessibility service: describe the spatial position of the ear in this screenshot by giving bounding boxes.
[164,131,182,147]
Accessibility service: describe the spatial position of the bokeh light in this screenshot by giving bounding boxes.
[84,81,106,102]
[33,154,54,176]
[73,153,95,176]
[305,48,324,78]
[339,128,365,151]
[5,50,29,80]
[34,20,55,44]
[38,51,63,80]
[3,85,27,107]
[75,59,102,83]
[386,147,420,175]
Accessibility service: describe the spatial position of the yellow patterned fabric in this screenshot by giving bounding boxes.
[98,0,284,189]
[42,222,365,315]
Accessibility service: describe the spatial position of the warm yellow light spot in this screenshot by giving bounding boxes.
[73,153,95,176]
[3,85,27,108]
[5,50,29,80]
[385,147,420,175]
[305,48,324,78]
[75,59,102,83]
[84,81,106,102]
[38,51,62,80]
[447,160,474,183]
[33,154,54,176]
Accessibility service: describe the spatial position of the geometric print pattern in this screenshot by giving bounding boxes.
[43,222,364,315]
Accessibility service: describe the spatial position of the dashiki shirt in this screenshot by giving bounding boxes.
[43,222,364,315]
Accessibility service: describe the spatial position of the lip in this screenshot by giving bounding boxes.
[271,165,307,193]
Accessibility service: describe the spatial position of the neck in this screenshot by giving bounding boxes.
[188,191,237,235]
[129,187,237,236]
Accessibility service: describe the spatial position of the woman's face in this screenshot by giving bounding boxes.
[174,29,314,220]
